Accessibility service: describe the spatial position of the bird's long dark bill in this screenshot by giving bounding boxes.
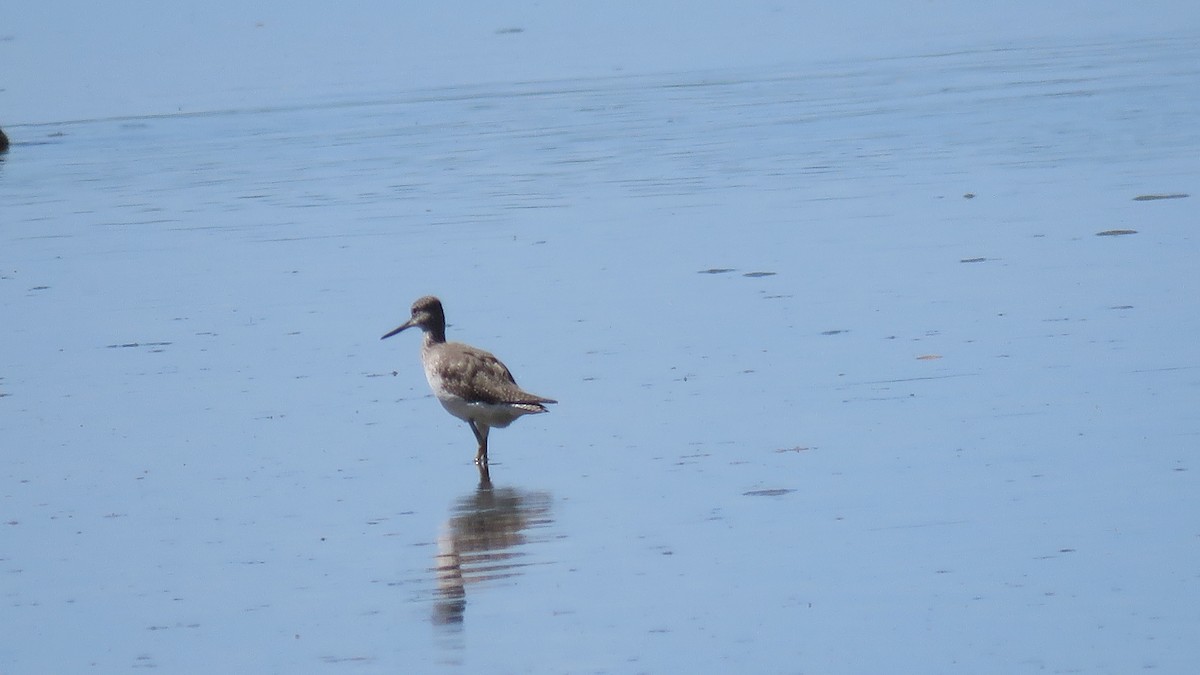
[380,320,414,340]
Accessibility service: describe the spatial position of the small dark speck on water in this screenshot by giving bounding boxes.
[1096,229,1137,236]
[963,192,976,199]
[1132,193,1188,201]
[821,329,847,336]
[960,257,987,263]
[744,488,795,497]
[698,268,736,274]
[743,271,776,278]
[495,27,524,34]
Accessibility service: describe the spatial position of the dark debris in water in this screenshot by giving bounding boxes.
[697,268,778,278]
[1034,548,1077,560]
[821,329,848,336]
[960,257,988,263]
[1132,193,1188,201]
[106,341,173,349]
[320,656,375,665]
[1096,229,1137,236]
[743,488,795,497]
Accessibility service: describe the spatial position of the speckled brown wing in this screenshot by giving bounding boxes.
[439,342,557,407]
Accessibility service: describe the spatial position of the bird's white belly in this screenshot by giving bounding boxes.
[435,393,527,428]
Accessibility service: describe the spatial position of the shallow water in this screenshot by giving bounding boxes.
[3,32,1200,674]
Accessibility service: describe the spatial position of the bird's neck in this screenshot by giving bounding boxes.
[424,326,447,345]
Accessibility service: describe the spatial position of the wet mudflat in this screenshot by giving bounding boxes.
[3,23,1200,675]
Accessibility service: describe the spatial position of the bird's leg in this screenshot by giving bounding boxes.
[468,420,490,465]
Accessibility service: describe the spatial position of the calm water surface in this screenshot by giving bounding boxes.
[2,35,1199,673]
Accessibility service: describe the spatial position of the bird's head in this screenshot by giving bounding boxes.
[381,295,445,339]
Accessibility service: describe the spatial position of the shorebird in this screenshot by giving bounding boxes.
[381,296,556,465]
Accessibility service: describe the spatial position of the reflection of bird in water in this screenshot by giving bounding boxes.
[381,296,556,465]
[433,464,554,627]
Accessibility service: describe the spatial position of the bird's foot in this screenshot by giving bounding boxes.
[476,462,492,485]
